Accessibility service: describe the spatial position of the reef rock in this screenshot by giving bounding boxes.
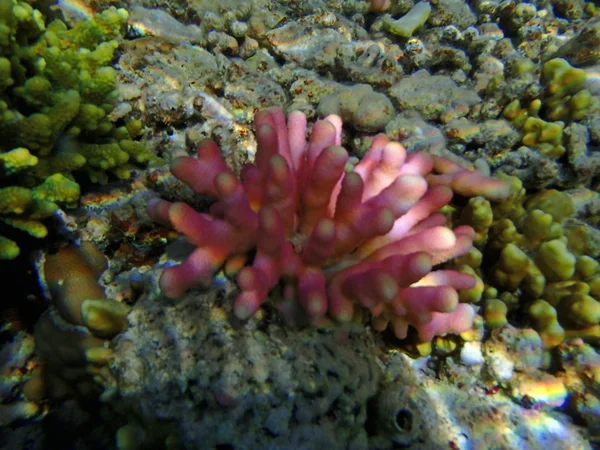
[109,268,381,449]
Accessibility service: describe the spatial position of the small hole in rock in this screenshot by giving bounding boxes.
[396,408,413,432]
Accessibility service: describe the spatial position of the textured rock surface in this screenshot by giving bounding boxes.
[369,350,592,450]
[111,268,382,449]
[389,71,482,123]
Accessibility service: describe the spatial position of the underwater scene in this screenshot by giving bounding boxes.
[1,0,600,448]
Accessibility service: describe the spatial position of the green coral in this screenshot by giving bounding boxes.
[0,147,37,174]
[32,173,80,205]
[119,139,158,164]
[0,186,32,215]
[503,99,566,160]
[521,117,565,159]
[541,58,593,122]
[456,178,600,353]
[78,142,130,184]
[529,299,566,348]
[0,56,13,91]
[0,175,79,258]
[0,2,161,259]
[502,58,595,162]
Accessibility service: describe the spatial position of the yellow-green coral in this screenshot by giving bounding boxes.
[0,235,19,259]
[32,173,80,205]
[535,239,576,281]
[0,186,33,215]
[529,299,566,348]
[521,117,565,159]
[541,58,593,122]
[484,298,508,328]
[119,140,158,164]
[458,196,493,245]
[0,175,79,258]
[503,98,541,129]
[79,142,129,184]
[502,59,594,163]
[0,2,156,259]
[457,176,600,351]
[0,56,13,91]
[503,100,566,160]
[0,147,37,174]
[489,242,545,298]
[457,265,484,303]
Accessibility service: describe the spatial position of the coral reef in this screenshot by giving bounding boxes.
[0,174,79,259]
[1,0,600,448]
[112,0,599,190]
[0,2,158,259]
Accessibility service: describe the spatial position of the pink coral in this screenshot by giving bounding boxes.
[148,107,509,341]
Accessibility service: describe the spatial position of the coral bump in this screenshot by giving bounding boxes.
[148,107,510,341]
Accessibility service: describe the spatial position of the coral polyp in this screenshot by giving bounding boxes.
[149,107,510,341]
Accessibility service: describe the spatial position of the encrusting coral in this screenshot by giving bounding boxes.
[148,107,510,342]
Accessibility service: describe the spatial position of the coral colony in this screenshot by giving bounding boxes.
[148,107,510,342]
